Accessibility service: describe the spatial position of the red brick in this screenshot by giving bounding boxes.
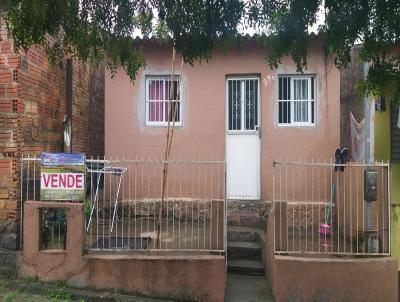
[0,210,7,220]
[0,17,104,221]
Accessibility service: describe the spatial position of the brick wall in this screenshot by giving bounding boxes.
[0,16,105,224]
[71,60,105,157]
[88,64,105,158]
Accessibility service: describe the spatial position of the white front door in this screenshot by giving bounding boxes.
[226,77,260,200]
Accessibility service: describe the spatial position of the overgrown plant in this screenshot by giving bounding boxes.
[1,0,242,82]
[2,1,400,100]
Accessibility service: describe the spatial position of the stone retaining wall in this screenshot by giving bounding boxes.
[0,221,17,275]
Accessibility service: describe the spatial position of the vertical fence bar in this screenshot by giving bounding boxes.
[279,159,282,251]
[388,163,391,255]
[19,155,24,249]
[292,162,295,252]
[134,158,137,250]
[203,160,206,249]
[270,161,391,256]
[272,161,275,253]
[285,158,289,251]
[33,158,36,200]
[298,160,301,252]
[350,164,353,254]
[311,158,314,252]
[26,154,30,203]
[356,164,359,253]
[344,163,346,253]
[304,159,308,253]
[79,157,227,253]
[209,162,212,250]
[336,162,340,253]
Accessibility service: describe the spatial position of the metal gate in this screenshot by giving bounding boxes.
[272,160,390,256]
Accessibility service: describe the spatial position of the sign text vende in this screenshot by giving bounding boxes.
[41,173,84,190]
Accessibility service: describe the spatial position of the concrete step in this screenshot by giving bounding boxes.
[227,200,272,228]
[227,260,265,276]
[227,213,266,228]
[227,241,262,261]
[227,226,264,243]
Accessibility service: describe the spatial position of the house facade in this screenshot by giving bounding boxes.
[105,39,340,201]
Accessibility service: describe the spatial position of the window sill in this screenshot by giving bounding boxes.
[145,123,183,128]
[227,130,259,135]
[277,123,316,128]
[39,249,67,254]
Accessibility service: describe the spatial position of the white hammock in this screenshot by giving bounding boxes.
[350,112,365,162]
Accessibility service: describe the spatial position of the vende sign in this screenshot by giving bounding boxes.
[41,173,84,190]
[40,153,85,201]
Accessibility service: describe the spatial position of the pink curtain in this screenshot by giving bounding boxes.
[148,80,165,122]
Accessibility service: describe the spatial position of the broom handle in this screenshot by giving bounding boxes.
[325,183,336,225]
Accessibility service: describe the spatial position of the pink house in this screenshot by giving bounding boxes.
[105,38,340,202]
[17,38,399,302]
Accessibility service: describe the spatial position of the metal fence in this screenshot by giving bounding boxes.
[272,160,390,256]
[20,156,226,254]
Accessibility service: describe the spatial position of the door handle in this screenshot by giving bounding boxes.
[256,126,261,138]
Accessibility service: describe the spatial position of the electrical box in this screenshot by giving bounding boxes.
[364,170,378,202]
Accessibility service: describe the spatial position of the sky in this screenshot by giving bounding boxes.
[132,2,326,38]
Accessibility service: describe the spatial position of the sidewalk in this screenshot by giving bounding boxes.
[225,273,274,302]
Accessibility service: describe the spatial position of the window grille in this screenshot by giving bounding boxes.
[146,76,182,126]
[278,75,315,126]
[227,78,259,131]
[39,208,67,250]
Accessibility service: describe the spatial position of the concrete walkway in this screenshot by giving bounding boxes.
[225,273,274,302]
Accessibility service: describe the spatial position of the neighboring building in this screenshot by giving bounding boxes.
[105,37,340,202]
[340,46,364,154]
[0,17,104,273]
[374,76,400,273]
[340,46,400,273]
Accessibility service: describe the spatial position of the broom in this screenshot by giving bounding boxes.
[319,183,336,236]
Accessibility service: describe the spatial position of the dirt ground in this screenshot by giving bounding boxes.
[0,275,173,302]
[0,277,81,302]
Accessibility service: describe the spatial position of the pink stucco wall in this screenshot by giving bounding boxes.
[105,40,340,200]
[18,201,226,302]
[264,205,398,302]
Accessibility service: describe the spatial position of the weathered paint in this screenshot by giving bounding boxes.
[18,201,226,302]
[265,206,398,302]
[375,105,391,162]
[391,205,400,271]
[374,86,400,271]
[272,255,398,302]
[393,165,400,205]
[105,40,340,201]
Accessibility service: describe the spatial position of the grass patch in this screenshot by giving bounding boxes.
[44,286,72,300]
[4,292,17,302]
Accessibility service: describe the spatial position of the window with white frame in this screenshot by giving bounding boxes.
[278,75,315,126]
[146,76,182,126]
